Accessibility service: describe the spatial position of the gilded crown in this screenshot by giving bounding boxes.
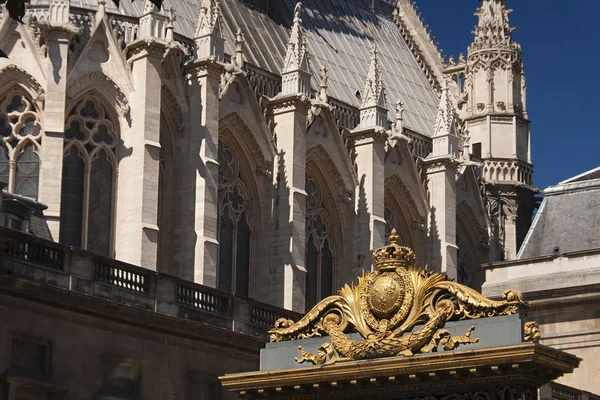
[372,229,416,270]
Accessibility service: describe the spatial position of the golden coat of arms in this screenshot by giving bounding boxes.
[269,230,529,364]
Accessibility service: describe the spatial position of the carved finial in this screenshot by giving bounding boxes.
[234,28,245,68]
[471,0,515,51]
[280,2,310,97]
[362,43,385,109]
[282,2,308,74]
[194,0,224,60]
[195,0,222,37]
[96,0,106,26]
[319,64,328,103]
[431,77,459,157]
[357,43,387,128]
[459,52,465,63]
[166,7,176,41]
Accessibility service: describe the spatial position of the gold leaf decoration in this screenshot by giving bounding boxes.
[269,229,527,361]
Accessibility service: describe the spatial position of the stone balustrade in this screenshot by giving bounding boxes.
[0,227,299,339]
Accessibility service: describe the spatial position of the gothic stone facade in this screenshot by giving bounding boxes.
[0,0,534,313]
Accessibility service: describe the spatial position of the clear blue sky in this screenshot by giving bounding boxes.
[416,0,599,190]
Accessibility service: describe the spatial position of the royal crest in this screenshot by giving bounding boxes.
[269,229,527,363]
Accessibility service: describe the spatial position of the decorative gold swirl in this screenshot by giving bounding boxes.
[268,230,528,361]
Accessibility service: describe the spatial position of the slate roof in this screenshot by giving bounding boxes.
[32,0,438,136]
[517,166,600,259]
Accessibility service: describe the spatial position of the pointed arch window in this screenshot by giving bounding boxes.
[0,89,42,199]
[217,140,252,297]
[59,97,118,257]
[305,173,334,310]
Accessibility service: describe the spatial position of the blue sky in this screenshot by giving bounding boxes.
[416,0,599,190]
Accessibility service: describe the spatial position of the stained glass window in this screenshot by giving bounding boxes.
[60,96,117,257]
[15,143,39,199]
[59,147,84,247]
[305,172,334,310]
[0,89,42,196]
[217,140,252,296]
[88,151,113,256]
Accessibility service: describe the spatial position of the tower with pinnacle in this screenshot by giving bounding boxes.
[456,0,535,261]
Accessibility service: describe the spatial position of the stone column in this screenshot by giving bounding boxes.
[117,39,165,269]
[175,60,222,285]
[270,95,309,312]
[349,130,387,276]
[422,158,459,278]
[38,4,77,239]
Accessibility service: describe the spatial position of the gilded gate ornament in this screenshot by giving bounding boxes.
[269,229,527,364]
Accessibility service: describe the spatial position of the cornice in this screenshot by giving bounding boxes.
[420,156,461,173]
[345,126,388,145]
[220,344,580,399]
[267,93,310,115]
[126,37,170,63]
[183,58,225,79]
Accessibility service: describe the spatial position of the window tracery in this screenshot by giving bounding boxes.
[218,140,251,297]
[305,172,334,310]
[59,97,117,257]
[0,89,42,199]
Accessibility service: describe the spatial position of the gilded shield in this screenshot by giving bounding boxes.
[360,268,414,331]
[368,274,404,318]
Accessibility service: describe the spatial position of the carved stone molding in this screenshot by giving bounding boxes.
[306,145,355,200]
[385,174,424,221]
[219,112,271,171]
[0,65,45,102]
[67,71,130,118]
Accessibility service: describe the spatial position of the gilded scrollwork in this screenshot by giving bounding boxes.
[269,229,527,362]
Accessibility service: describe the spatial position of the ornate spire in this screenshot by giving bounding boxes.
[194,0,224,61]
[361,44,386,109]
[282,2,309,74]
[431,79,459,158]
[319,64,328,103]
[280,2,311,97]
[470,0,516,52]
[234,28,245,69]
[357,43,387,129]
[434,79,456,137]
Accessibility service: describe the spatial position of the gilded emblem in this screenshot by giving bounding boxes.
[269,229,527,364]
[368,273,403,317]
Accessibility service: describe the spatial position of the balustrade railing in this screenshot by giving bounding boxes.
[95,261,149,294]
[0,227,300,338]
[4,239,64,271]
[177,284,230,316]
